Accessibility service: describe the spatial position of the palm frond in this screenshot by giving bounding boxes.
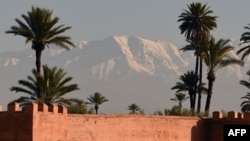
[10,65,79,105]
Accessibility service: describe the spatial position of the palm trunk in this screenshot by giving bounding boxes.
[193,35,201,111]
[189,89,195,110]
[205,71,216,113]
[35,49,42,99]
[95,105,99,114]
[189,91,193,109]
[197,57,203,113]
[192,54,199,110]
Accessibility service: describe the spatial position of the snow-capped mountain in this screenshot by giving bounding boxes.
[0,35,248,114]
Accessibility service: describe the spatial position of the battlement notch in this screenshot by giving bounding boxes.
[7,102,20,113]
[212,111,222,119]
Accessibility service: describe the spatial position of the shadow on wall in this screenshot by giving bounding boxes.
[191,119,206,141]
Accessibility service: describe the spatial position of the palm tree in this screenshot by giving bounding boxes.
[178,2,217,110]
[6,6,75,73]
[181,39,209,113]
[128,103,140,114]
[239,70,250,112]
[171,70,198,110]
[87,92,109,114]
[237,24,250,60]
[6,6,75,98]
[202,37,244,113]
[170,93,189,109]
[10,65,79,106]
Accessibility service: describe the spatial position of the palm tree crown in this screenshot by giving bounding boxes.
[171,70,198,110]
[178,2,217,42]
[202,38,244,73]
[239,70,250,112]
[128,103,141,114]
[170,93,189,108]
[6,6,75,73]
[201,37,244,113]
[237,24,250,60]
[240,70,250,89]
[87,92,109,114]
[10,65,79,106]
[241,93,250,112]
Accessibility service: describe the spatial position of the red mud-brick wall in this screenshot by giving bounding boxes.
[65,114,204,141]
[3,103,250,141]
[32,104,68,141]
[205,111,250,141]
[0,103,68,141]
[0,103,33,141]
[0,103,215,141]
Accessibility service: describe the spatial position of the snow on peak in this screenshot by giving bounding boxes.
[0,35,244,80]
[77,40,88,49]
[111,35,188,76]
[4,58,19,67]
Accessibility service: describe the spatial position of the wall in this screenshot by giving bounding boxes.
[32,103,68,141]
[0,103,33,141]
[65,114,204,141]
[205,111,250,141]
[0,103,248,141]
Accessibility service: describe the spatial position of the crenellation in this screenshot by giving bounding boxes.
[7,102,20,113]
[1,103,250,141]
[38,103,48,113]
[243,112,250,119]
[238,112,243,119]
[23,103,38,114]
[58,105,67,115]
[227,111,238,119]
[212,111,222,119]
[48,104,58,114]
[21,103,68,115]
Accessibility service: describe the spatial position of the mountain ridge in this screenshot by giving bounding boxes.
[0,35,247,114]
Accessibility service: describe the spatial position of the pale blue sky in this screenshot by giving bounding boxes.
[1,0,250,52]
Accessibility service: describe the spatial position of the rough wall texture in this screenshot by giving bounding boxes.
[65,114,204,141]
[0,103,248,141]
[32,104,68,141]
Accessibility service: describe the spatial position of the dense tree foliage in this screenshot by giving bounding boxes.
[10,65,79,106]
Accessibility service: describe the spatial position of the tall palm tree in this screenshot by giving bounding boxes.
[178,2,217,110]
[239,70,250,112]
[181,39,209,113]
[171,70,198,110]
[128,103,141,114]
[6,7,75,99]
[170,93,189,109]
[202,37,244,113]
[10,65,79,106]
[87,92,109,114]
[237,24,250,60]
[6,6,75,74]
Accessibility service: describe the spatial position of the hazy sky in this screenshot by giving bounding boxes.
[1,0,250,53]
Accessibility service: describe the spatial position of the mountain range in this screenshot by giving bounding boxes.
[0,35,248,114]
